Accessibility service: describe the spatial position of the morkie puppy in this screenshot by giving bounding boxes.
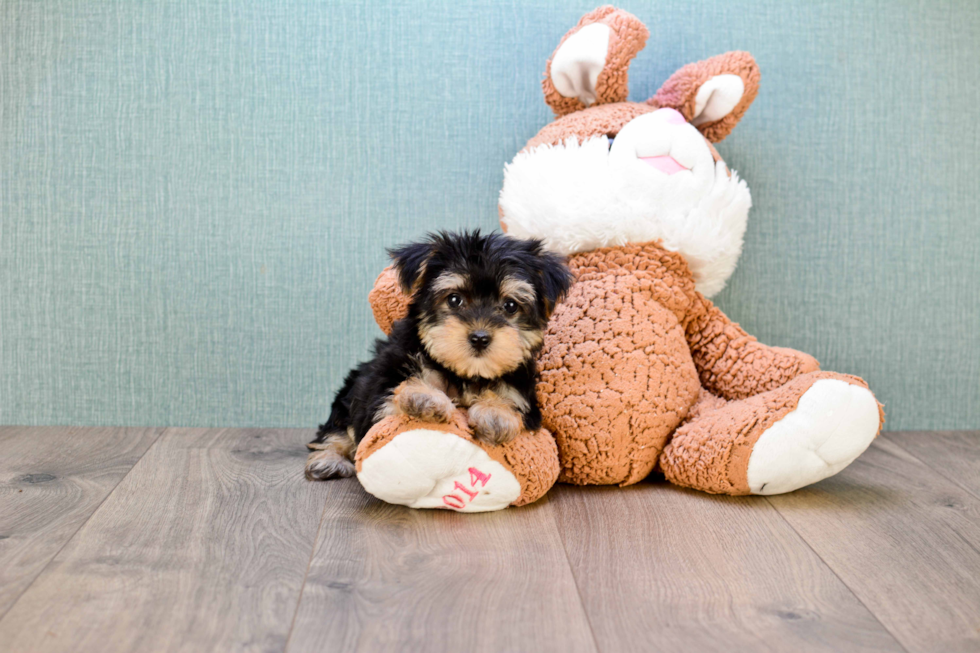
[306,230,573,481]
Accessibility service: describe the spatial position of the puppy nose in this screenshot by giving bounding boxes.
[468,330,492,351]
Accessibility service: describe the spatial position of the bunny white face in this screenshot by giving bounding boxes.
[499,6,760,297]
[499,108,751,297]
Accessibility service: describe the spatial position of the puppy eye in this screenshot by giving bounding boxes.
[447,293,463,309]
[503,299,519,315]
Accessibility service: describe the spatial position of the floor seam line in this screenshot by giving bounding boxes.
[0,426,170,625]
[764,494,911,653]
[283,480,332,653]
[550,491,604,653]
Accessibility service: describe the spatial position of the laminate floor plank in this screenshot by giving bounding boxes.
[884,430,980,499]
[0,428,329,653]
[550,482,904,653]
[0,426,162,619]
[768,437,980,653]
[288,478,597,653]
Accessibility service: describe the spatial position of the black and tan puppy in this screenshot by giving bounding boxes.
[306,230,573,481]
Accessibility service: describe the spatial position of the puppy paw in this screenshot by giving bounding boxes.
[468,403,522,445]
[305,449,356,481]
[395,388,456,423]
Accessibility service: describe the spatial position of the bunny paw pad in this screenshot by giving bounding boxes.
[747,379,880,495]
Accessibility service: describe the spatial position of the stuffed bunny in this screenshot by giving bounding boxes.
[352,6,883,512]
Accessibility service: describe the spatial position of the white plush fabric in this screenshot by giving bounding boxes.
[357,429,521,512]
[499,118,752,297]
[549,22,611,106]
[746,380,881,495]
[692,74,746,126]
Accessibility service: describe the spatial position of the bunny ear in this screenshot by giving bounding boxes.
[543,6,649,118]
[649,51,760,143]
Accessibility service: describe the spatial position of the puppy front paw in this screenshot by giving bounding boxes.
[468,403,522,445]
[305,449,356,481]
[394,386,456,423]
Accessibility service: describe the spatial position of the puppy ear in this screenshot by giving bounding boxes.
[387,241,433,293]
[543,6,649,118]
[536,249,574,316]
[648,51,760,143]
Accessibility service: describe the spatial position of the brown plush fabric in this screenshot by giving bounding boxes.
[647,51,761,143]
[542,6,648,118]
[525,102,657,151]
[354,412,464,467]
[538,243,703,485]
[355,411,560,507]
[660,372,876,494]
[685,296,821,401]
[481,425,560,507]
[682,387,729,423]
[368,266,410,336]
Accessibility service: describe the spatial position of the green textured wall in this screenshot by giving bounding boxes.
[1,1,978,429]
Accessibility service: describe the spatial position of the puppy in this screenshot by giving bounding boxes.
[306,230,573,481]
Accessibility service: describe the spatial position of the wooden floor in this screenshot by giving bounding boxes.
[0,427,978,653]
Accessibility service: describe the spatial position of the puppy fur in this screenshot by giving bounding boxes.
[306,230,573,481]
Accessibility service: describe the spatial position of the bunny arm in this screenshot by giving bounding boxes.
[684,294,820,401]
[368,266,410,335]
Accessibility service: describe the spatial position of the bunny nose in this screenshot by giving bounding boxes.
[654,107,688,125]
[468,331,492,351]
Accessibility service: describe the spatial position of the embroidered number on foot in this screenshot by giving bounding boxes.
[442,467,493,510]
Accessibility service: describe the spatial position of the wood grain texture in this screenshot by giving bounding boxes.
[0,426,162,619]
[550,482,903,653]
[288,478,597,653]
[885,430,980,499]
[768,437,980,653]
[0,428,329,653]
[2,427,978,652]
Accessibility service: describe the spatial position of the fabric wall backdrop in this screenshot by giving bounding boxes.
[2,1,978,430]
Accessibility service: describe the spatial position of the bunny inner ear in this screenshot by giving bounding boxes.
[549,22,611,106]
[691,75,746,126]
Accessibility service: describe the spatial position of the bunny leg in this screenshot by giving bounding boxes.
[660,372,882,495]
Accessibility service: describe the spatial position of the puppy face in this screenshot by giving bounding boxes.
[389,231,573,379]
[418,270,539,379]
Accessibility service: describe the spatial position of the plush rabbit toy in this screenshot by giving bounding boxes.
[353,6,883,512]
